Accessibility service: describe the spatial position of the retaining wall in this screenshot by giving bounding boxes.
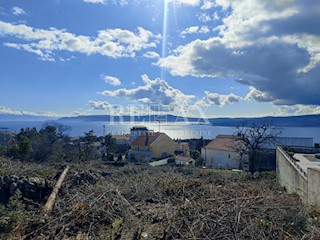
[276,147,320,206]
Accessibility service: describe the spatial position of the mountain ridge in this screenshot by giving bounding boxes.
[1,113,319,127]
[58,114,320,127]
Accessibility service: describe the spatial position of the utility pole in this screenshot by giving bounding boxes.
[103,125,106,136]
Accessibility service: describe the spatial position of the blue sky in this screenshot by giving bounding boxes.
[0,0,319,118]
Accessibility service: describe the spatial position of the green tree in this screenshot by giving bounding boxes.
[79,130,98,161]
[101,134,116,154]
[190,150,203,166]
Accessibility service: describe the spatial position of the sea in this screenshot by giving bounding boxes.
[0,121,319,143]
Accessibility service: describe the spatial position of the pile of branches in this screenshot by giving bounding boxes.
[1,162,319,239]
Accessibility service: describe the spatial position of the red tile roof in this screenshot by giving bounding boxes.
[203,135,239,152]
[131,132,162,146]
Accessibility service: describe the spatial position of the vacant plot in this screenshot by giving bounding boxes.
[0,158,319,239]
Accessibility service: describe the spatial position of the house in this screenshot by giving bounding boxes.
[175,155,195,166]
[112,134,130,145]
[174,142,190,157]
[129,126,149,143]
[130,132,175,162]
[201,135,248,170]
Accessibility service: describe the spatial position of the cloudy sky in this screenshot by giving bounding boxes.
[0,0,319,118]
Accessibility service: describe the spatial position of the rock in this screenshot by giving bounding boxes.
[73,170,97,185]
[9,181,18,194]
[253,171,261,179]
[29,177,45,186]
[0,175,50,203]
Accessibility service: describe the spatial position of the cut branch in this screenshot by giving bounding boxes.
[42,166,70,214]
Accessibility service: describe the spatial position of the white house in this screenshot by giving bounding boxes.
[201,135,248,170]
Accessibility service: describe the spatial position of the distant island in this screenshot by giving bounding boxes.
[58,114,320,128]
[1,113,319,127]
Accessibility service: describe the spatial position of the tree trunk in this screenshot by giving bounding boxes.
[42,166,70,214]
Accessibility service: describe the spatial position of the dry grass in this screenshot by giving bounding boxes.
[0,159,319,239]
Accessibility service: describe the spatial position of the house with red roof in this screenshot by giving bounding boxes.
[201,134,249,170]
[129,132,175,162]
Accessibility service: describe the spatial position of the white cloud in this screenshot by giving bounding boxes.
[206,91,242,106]
[245,87,274,102]
[0,21,160,61]
[167,0,200,6]
[213,12,220,21]
[88,100,112,110]
[180,26,210,38]
[11,7,26,16]
[143,51,160,59]
[117,0,128,5]
[158,0,320,107]
[4,43,54,61]
[191,91,242,111]
[83,0,128,5]
[102,75,121,86]
[215,0,230,11]
[180,26,199,38]
[0,106,59,117]
[273,105,320,116]
[201,0,215,10]
[83,0,106,4]
[197,13,212,23]
[101,74,195,112]
[199,26,210,33]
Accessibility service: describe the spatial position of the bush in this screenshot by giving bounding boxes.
[0,190,28,237]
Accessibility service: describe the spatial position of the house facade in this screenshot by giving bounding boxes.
[175,155,195,166]
[201,135,248,170]
[129,126,148,143]
[174,142,190,157]
[130,132,175,162]
[112,134,130,145]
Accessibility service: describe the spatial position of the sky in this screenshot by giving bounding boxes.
[0,0,320,118]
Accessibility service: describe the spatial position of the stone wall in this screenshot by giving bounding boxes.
[0,175,51,204]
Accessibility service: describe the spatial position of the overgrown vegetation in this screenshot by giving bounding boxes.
[0,122,117,163]
[1,123,319,238]
[0,158,319,239]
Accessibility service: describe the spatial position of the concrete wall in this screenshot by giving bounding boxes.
[276,147,320,206]
[276,147,307,200]
[307,168,320,206]
[149,158,168,166]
